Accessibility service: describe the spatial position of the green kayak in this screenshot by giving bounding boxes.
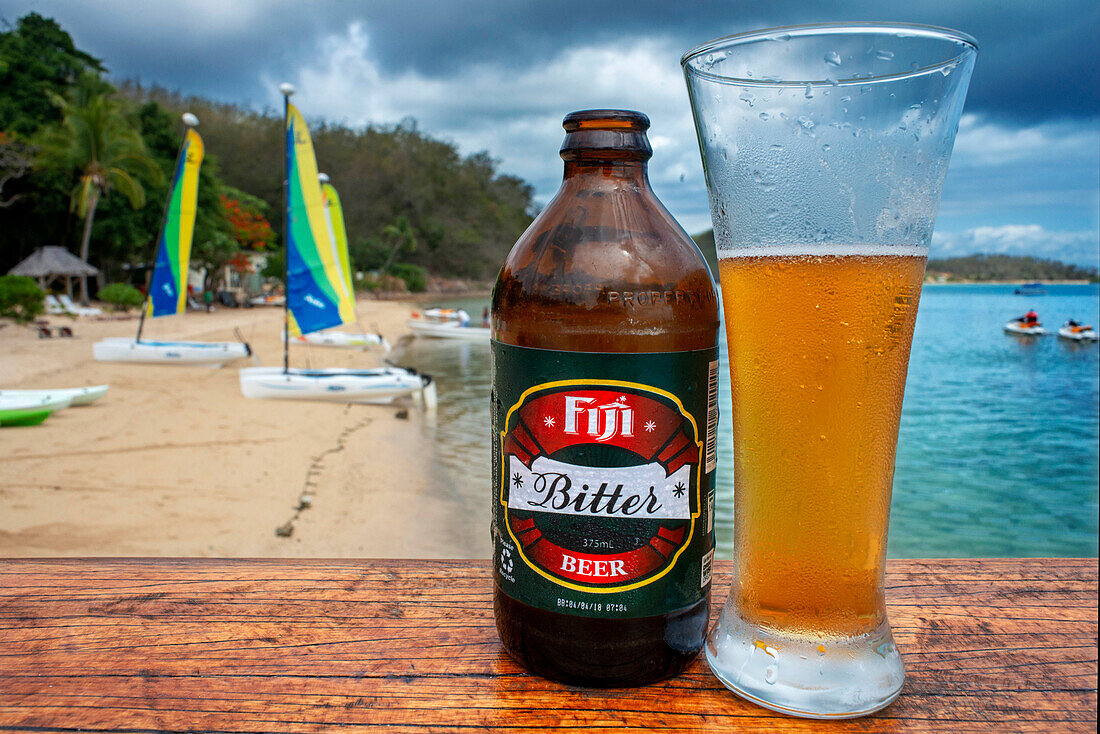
[0,408,52,427]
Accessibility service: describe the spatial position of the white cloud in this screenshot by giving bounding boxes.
[952,114,1100,168]
[932,224,1099,266]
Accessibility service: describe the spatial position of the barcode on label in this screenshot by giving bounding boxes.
[705,359,719,474]
[701,548,714,588]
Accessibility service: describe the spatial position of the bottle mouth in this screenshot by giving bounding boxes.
[561,109,652,162]
[563,109,650,132]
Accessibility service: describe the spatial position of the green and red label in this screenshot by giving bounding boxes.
[491,343,718,618]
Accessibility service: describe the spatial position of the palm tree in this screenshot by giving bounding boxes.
[37,78,160,303]
[379,215,418,275]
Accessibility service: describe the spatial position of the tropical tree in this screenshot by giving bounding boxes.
[36,77,160,302]
[379,215,418,275]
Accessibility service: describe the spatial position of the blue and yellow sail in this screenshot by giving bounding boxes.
[321,181,355,299]
[148,127,203,317]
[285,103,356,335]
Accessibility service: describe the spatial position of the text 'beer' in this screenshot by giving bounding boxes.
[491,110,720,686]
[718,246,927,637]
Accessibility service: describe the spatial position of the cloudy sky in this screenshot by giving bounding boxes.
[4,0,1098,265]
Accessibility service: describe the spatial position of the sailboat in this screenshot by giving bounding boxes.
[93,114,251,367]
[281,172,389,351]
[239,84,434,407]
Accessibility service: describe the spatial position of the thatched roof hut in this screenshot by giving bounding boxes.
[8,247,98,294]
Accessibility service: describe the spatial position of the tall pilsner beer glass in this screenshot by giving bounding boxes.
[683,24,976,717]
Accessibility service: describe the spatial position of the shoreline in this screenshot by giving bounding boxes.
[0,298,487,558]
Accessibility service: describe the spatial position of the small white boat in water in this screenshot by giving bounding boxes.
[0,385,108,406]
[1004,320,1047,336]
[240,367,435,407]
[94,337,251,366]
[1057,321,1098,342]
[406,319,490,341]
[283,330,389,351]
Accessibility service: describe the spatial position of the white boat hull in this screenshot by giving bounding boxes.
[406,319,490,341]
[239,367,435,406]
[0,385,108,406]
[94,338,251,366]
[1058,326,1098,342]
[1003,322,1047,336]
[0,394,74,412]
[284,330,390,350]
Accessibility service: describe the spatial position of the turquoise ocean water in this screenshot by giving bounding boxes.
[396,283,1099,558]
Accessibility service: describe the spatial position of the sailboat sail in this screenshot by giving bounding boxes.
[321,181,355,298]
[285,103,356,336]
[148,127,203,317]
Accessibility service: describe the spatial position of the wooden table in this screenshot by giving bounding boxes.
[0,558,1095,732]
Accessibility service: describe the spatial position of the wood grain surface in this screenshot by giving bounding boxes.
[0,558,1095,733]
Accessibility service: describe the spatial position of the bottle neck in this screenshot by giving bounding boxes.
[562,159,650,187]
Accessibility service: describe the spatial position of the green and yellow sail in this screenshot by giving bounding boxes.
[321,180,355,298]
[148,127,203,317]
[285,102,356,335]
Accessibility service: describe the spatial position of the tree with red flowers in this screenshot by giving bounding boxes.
[221,192,274,250]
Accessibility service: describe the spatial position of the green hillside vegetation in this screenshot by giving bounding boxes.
[1,13,535,292]
[692,230,1098,283]
[925,254,1098,282]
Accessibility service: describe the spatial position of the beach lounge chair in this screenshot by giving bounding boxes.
[45,295,67,315]
[57,295,102,317]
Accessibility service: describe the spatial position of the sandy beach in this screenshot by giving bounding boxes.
[0,299,489,559]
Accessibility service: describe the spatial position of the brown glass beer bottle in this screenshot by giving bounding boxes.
[491,110,720,686]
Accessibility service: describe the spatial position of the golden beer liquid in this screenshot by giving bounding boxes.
[718,248,926,638]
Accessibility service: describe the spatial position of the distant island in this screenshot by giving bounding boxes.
[690,232,1098,283]
[924,254,1098,283]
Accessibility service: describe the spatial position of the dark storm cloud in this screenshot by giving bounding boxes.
[4,0,1098,122]
[344,0,1100,123]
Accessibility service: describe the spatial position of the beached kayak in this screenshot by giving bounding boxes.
[0,408,52,427]
[0,385,108,406]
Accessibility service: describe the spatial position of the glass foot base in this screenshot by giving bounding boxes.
[705,612,905,719]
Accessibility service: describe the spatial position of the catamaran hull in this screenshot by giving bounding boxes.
[406,319,490,341]
[0,385,108,406]
[94,338,250,366]
[284,330,390,350]
[239,367,435,406]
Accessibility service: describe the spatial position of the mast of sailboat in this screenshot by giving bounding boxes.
[280,83,294,375]
[136,112,199,343]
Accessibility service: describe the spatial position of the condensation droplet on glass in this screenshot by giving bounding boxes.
[860,85,871,95]
[773,33,791,42]
[739,90,755,107]
[765,208,779,219]
[804,84,814,99]
[874,48,895,61]
[758,112,770,121]
[821,143,831,152]
[751,170,763,183]
[797,116,815,130]
[824,50,842,66]
[764,665,779,684]
[840,95,852,103]
[825,77,839,87]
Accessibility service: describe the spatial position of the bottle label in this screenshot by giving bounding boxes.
[492,342,717,618]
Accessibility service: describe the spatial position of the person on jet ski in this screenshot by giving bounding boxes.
[1014,310,1039,326]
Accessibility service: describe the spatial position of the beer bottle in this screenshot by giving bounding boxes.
[490,110,720,686]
